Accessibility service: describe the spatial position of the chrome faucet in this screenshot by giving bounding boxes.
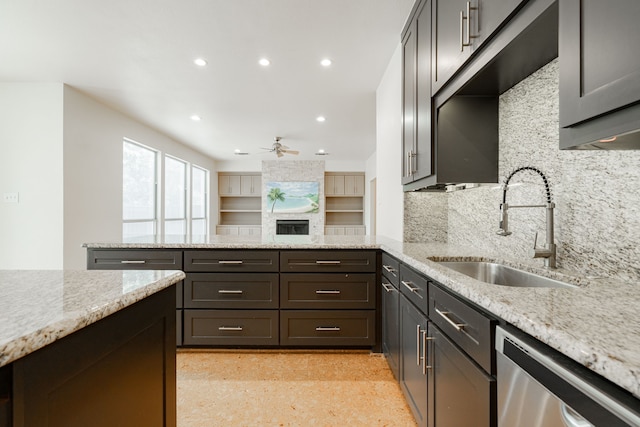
[497,167,556,268]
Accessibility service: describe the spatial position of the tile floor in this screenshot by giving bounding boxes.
[177,350,417,426]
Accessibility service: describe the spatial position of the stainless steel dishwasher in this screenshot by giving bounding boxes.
[496,326,640,427]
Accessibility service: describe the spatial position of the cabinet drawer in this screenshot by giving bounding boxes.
[280,273,376,309]
[184,273,279,309]
[280,310,375,346]
[428,283,496,374]
[280,250,376,273]
[381,252,400,286]
[399,264,429,311]
[183,309,279,346]
[86,249,183,270]
[184,250,278,272]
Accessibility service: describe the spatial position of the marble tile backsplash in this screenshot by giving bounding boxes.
[404,59,640,282]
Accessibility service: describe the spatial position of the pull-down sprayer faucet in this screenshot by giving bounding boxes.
[497,167,556,268]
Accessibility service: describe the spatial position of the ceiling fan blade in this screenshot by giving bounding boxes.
[277,151,284,158]
[282,149,299,155]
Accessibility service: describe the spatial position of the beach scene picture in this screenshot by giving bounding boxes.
[266,181,319,213]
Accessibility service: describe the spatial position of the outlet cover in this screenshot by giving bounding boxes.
[3,192,19,203]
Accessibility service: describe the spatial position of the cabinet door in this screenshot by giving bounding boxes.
[343,174,365,196]
[219,175,241,196]
[400,296,429,427]
[382,279,401,380]
[559,0,640,128]
[325,175,335,196]
[333,175,345,195]
[432,0,477,94]
[431,325,495,427]
[402,18,417,184]
[240,175,261,195]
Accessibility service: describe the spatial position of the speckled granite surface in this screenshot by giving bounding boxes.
[0,269,185,367]
[84,234,640,398]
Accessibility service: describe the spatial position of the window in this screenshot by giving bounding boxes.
[123,140,157,238]
[164,155,187,235]
[191,165,208,235]
[122,139,210,239]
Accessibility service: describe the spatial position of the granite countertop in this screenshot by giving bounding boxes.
[0,269,185,367]
[83,234,640,399]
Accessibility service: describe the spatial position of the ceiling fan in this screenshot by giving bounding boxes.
[262,137,299,158]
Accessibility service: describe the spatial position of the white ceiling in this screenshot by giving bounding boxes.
[0,0,414,162]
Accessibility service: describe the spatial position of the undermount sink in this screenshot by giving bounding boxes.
[437,261,577,289]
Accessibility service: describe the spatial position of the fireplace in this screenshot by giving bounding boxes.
[276,220,309,235]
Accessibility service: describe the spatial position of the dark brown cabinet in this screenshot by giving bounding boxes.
[432,0,527,94]
[381,253,401,380]
[402,0,433,186]
[559,0,640,149]
[183,309,279,346]
[86,248,184,347]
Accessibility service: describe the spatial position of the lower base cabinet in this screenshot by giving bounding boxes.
[183,309,279,346]
[400,295,429,427]
[280,310,376,347]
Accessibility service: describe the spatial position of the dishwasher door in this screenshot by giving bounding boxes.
[495,326,640,427]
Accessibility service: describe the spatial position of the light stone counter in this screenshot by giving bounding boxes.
[0,269,185,367]
[84,235,640,398]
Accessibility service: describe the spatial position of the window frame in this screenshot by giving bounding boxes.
[190,164,209,236]
[122,138,159,238]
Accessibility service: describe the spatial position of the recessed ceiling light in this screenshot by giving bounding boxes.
[320,58,332,67]
[315,149,329,156]
[194,58,207,67]
[316,116,326,122]
[259,58,270,66]
[190,115,201,121]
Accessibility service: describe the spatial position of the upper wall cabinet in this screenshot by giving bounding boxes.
[402,0,433,186]
[432,0,527,94]
[559,0,640,149]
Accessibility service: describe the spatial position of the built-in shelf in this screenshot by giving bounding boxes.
[217,172,261,234]
[324,172,365,234]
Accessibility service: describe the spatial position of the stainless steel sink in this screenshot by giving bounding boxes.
[437,261,577,289]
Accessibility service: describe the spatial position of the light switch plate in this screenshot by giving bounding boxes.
[3,192,19,203]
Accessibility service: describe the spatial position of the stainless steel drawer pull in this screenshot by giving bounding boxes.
[435,308,466,331]
[402,280,423,298]
[382,265,397,275]
[218,290,243,294]
[218,260,243,264]
[382,283,396,292]
[315,326,341,332]
[121,260,145,264]
[218,326,243,331]
[315,290,341,295]
[315,260,341,265]
[423,332,434,374]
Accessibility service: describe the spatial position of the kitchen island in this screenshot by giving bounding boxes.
[0,269,185,427]
[84,234,640,401]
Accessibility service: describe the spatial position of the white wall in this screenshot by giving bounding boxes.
[364,151,377,235]
[375,44,404,241]
[0,83,65,269]
[63,86,218,269]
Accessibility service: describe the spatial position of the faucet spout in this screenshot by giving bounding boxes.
[497,167,557,268]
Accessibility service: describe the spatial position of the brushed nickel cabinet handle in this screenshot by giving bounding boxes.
[382,283,396,292]
[121,260,145,264]
[402,280,423,299]
[315,290,341,295]
[382,265,397,276]
[315,326,341,332]
[218,260,243,264]
[218,326,243,331]
[423,332,434,374]
[218,290,243,294]
[416,324,422,366]
[315,260,341,265]
[460,10,465,51]
[435,308,466,331]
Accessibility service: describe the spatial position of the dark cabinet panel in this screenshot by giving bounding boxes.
[381,276,401,380]
[280,250,376,273]
[399,264,429,312]
[184,250,278,272]
[183,309,279,346]
[184,273,279,309]
[428,283,496,374]
[403,0,433,186]
[280,273,376,309]
[280,310,375,346]
[431,325,496,427]
[86,249,182,270]
[0,365,10,427]
[559,0,640,149]
[400,295,429,427]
